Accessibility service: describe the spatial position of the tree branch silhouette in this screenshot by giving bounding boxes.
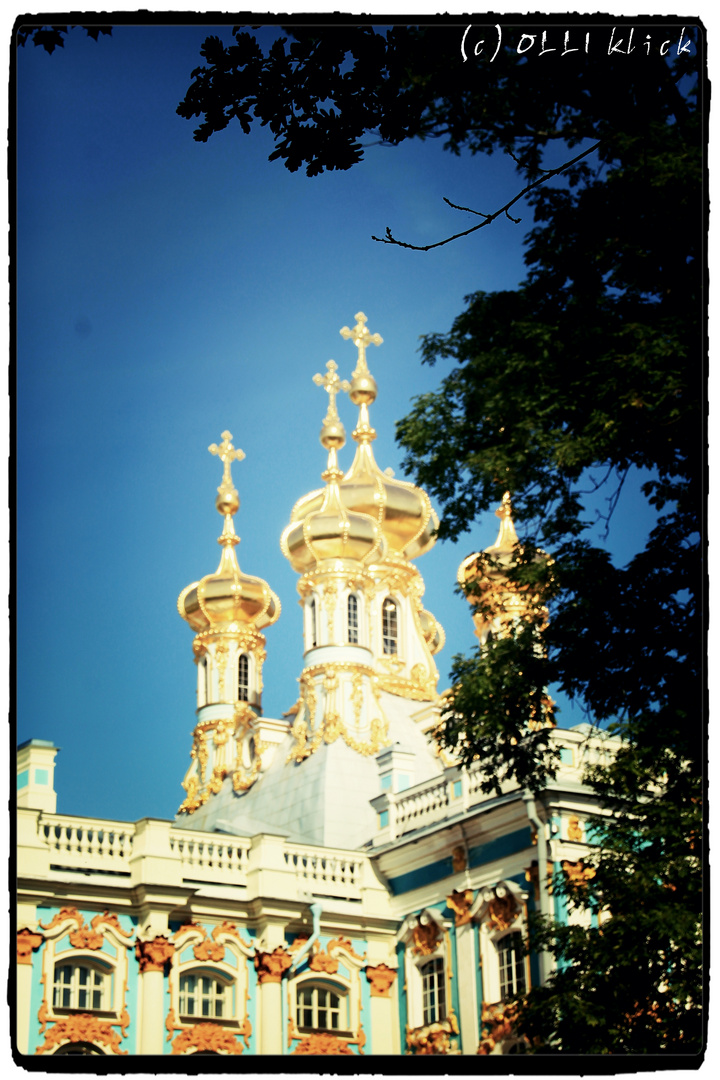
[372,140,602,250]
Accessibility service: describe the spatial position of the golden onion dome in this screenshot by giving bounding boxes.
[178,431,281,633]
[285,313,439,561]
[281,361,384,573]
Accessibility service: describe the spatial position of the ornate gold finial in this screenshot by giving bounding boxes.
[340,312,382,443]
[208,430,245,544]
[313,360,350,449]
[313,361,350,481]
[339,312,383,378]
[490,491,519,552]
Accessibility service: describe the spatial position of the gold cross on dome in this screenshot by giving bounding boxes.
[313,360,350,420]
[209,430,245,490]
[339,312,383,375]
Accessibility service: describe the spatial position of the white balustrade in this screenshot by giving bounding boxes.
[284,844,363,899]
[39,814,135,872]
[169,830,250,884]
[394,778,450,837]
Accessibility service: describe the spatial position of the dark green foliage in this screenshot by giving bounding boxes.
[16,25,112,53]
[176,20,705,1055]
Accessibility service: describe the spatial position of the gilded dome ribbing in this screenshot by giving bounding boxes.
[281,361,384,572]
[286,313,439,562]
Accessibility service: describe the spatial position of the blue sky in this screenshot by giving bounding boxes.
[16,21,664,822]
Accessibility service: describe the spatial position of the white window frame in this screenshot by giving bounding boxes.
[495,930,526,1002]
[178,968,234,1022]
[347,593,359,645]
[307,598,318,649]
[419,955,446,1025]
[382,596,399,656]
[197,656,207,708]
[52,959,112,1012]
[237,653,250,702]
[295,979,349,1034]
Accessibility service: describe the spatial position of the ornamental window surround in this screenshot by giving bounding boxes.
[169,923,254,1044]
[237,654,249,702]
[396,909,453,1035]
[382,597,399,655]
[287,941,366,1051]
[470,881,531,1009]
[36,909,133,1040]
[347,594,359,645]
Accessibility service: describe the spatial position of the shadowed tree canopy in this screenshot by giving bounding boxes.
[176,22,705,1055]
[17,24,112,53]
[178,22,705,1054]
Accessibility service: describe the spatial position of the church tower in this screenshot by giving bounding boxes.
[173,314,447,848]
[176,432,281,813]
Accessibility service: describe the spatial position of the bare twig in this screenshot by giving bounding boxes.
[372,140,602,251]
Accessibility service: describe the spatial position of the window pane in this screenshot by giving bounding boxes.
[383,599,398,654]
[238,654,249,701]
[498,932,526,1000]
[422,958,445,1024]
[348,595,358,643]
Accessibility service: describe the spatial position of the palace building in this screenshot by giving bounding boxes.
[16,313,615,1059]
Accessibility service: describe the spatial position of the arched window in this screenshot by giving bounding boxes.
[52,961,110,1011]
[237,654,249,701]
[420,957,446,1025]
[198,657,207,707]
[309,598,317,648]
[382,598,398,655]
[179,971,232,1020]
[347,594,359,644]
[497,931,526,1001]
[53,1042,105,1055]
[296,982,348,1032]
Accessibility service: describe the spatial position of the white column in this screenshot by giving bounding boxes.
[455,921,479,1053]
[135,937,174,1054]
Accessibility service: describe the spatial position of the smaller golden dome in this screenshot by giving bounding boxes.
[418,608,445,654]
[458,493,550,641]
[281,362,384,573]
[178,431,280,634]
